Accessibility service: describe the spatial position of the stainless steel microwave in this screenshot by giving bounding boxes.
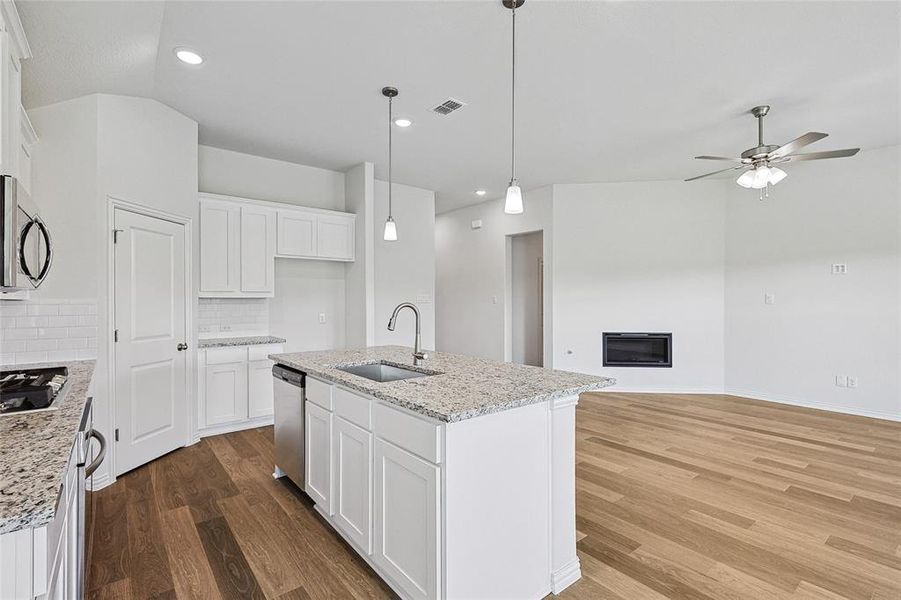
[0,175,53,291]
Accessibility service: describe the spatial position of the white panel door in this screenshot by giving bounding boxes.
[240,205,275,294]
[373,439,439,600]
[247,359,274,419]
[276,210,317,257]
[200,201,239,294]
[333,416,372,554]
[114,208,188,475]
[317,214,354,260]
[204,362,248,426]
[305,401,333,514]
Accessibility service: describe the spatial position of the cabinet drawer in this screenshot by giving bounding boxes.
[306,376,333,411]
[205,346,247,365]
[373,403,441,464]
[248,343,283,362]
[334,387,371,430]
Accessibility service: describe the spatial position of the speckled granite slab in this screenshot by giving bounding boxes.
[270,346,615,423]
[199,335,286,349]
[0,360,95,535]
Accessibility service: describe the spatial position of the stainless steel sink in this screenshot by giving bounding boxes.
[336,362,435,383]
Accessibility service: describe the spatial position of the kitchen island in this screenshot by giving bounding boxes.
[270,346,614,600]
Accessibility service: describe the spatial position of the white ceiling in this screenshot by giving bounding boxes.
[18,1,901,213]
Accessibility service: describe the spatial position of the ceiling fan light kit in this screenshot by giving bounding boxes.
[686,105,860,199]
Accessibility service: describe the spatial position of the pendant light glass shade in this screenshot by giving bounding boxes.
[504,180,523,214]
[383,216,397,241]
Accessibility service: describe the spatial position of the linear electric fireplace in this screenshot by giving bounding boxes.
[603,332,672,367]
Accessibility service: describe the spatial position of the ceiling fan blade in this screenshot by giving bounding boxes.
[685,165,747,182]
[779,148,861,162]
[768,132,828,159]
[694,155,745,162]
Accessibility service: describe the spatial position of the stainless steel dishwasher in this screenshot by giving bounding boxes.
[272,364,305,489]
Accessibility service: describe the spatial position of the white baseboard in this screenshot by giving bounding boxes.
[551,558,581,594]
[197,416,274,439]
[597,386,725,394]
[725,388,901,423]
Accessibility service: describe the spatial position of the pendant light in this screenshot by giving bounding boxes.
[503,0,524,214]
[382,86,399,241]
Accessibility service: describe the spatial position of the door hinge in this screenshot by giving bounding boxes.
[114,329,119,342]
[115,428,119,442]
[113,228,123,243]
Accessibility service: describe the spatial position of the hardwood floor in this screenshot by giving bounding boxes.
[87,392,901,600]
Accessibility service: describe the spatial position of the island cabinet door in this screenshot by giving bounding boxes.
[333,416,372,554]
[305,401,334,515]
[373,439,440,600]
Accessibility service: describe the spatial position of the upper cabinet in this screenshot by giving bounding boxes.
[199,193,355,298]
[0,2,34,186]
[277,209,355,262]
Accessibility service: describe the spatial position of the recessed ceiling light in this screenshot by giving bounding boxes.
[175,48,203,65]
[394,118,412,128]
[475,189,487,196]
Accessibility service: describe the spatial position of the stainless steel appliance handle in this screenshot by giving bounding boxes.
[19,215,53,288]
[84,430,106,477]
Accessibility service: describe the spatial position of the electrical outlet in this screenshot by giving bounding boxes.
[846,376,858,388]
[764,293,776,305]
[318,313,326,324]
[834,375,847,387]
[831,263,848,275]
[491,296,498,305]
[220,324,233,332]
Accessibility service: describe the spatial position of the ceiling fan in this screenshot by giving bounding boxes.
[685,105,860,196]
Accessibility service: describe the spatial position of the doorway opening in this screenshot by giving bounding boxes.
[507,231,544,367]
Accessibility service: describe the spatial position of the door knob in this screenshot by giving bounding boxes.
[177,343,188,351]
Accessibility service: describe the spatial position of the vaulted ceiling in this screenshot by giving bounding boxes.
[18,1,901,212]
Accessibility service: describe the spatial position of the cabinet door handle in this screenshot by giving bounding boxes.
[85,430,107,477]
[177,343,188,351]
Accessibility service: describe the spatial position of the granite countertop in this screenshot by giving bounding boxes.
[0,360,95,535]
[270,346,615,423]
[199,335,287,349]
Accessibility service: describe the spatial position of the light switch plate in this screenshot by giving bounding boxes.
[831,263,848,275]
[764,293,776,305]
[846,376,858,388]
[318,313,326,324]
[835,375,847,387]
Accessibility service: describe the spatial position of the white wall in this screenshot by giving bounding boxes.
[373,179,436,349]
[725,146,900,420]
[344,162,375,347]
[198,145,348,353]
[436,186,554,364]
[553,180,726,392]
[17,94,198,486]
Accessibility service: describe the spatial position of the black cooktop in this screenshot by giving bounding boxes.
[0,366,68,414]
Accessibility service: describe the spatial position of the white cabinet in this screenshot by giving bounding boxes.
[200,198,275,298]
[305,401,333,514]
[200,194,355,298]
[316,213,355,260]
[373,438,440,600]
[333,416,372,554]
[248,359,275,419]
[276,210,317,258]
[240,205,276,294]
[277,209,355,261]
[199,200,240,294]
[0,2,32,184]
[198,343,283,435]
[204,361,248,426]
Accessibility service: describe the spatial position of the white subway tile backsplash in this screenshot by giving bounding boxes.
[198,298,269,338]
[0,299,99,365]
[26,304,59,316]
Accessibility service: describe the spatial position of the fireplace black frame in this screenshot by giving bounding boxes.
[603,332,672,368]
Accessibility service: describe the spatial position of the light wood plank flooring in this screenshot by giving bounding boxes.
[87,392,901,599]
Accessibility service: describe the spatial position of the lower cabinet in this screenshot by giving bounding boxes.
[302,379,439,600]
[372,439,439,600]
[333,416,372,554]
[198,343,283,436]
[305,401,333,514]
